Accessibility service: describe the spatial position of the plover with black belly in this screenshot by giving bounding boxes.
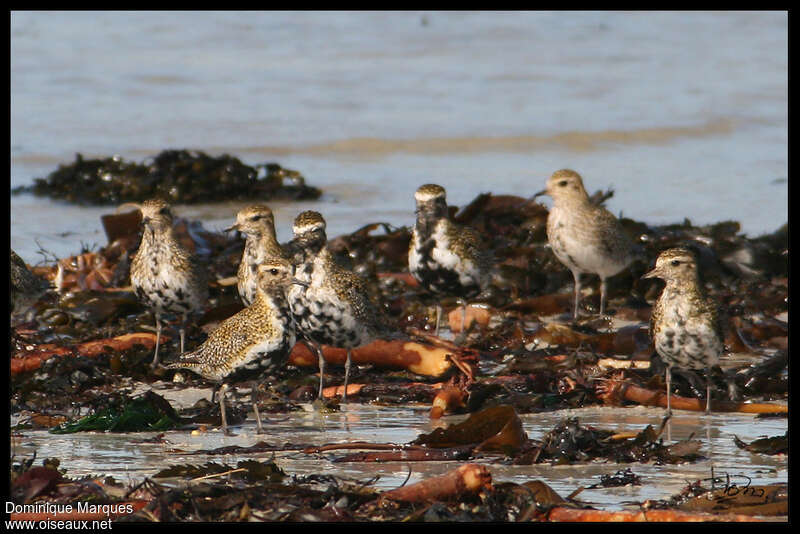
[287,210,390,402]
[167,258,299,434]
[644,247,723,414]
[408,184,492,338]
[534,169,637,319]
[130,199,209,367]
[226,204,289,307]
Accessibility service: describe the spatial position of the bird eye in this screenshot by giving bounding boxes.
[558,180,568,187]
[670,260,680,266]
[158,207,169,215]
[249,215,264,222]
[270,268,279,275]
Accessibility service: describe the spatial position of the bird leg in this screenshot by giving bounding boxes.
[219,383,232,436]
[179,313,187,355]
[315,342,326,400]
[665,366,672,416]
[705,366,712,414]
[152,314,162,368]
[571,270,582,321]
[453,298,468,345]
[599,277,608,316]
[252,382,265,434]
[342,349,352,403]
[434,304,442,337]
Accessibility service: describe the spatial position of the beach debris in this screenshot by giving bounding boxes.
[732,432,788,455]
[12,150,321,205]
[153,460,286,483]
[379,463,492,503]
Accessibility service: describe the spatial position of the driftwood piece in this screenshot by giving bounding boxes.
[289,339,455,377]
[380,463,492,503]
[11,333,163,375]
[597,378,788,414]
[430,386,468,419]
[544,507,764,522]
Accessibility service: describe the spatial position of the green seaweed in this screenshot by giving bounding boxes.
[49,391,182,433]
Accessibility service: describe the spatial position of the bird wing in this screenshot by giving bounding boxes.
[331,264,394,335]
[593,207,635,259]
[449,223,493,275]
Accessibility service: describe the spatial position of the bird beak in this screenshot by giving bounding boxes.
[642,267,659,279]
[141,216,151,226]
[532,189,547,200]
[224,223,240,233]
[291,278,309,288]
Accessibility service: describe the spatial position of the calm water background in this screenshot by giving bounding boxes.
[10,10,788,265]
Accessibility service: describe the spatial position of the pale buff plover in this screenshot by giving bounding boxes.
[534,169,637,319]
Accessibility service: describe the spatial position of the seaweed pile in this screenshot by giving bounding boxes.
[9,186,788,522]
[11,150,321,205]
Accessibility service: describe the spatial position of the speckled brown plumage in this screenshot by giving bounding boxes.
[167,258,297,434]
[644,247,723,413]
[227,204,289,307]
[534,169,637,319]
[408,184,492,337]
[130,198,209,367]
[287,210,389,401]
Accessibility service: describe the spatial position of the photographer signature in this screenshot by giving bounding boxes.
[701,471,766,498]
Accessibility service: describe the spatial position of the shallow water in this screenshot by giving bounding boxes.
[10,11,788,264]
[10,391,788,511]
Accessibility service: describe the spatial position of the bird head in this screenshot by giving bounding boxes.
[533,169,590,204]
[643,247,700,283]
[139,198,174,231]
[226,204,275,237]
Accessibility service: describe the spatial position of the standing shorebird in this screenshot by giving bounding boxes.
[131,199,209,368]
[408,184,492,338]
[10,249,50,320]
[287,211,388,402]
[167,259,299,434]
[534,169,637,319]
[643,247,723,414]
[225,204,289,307]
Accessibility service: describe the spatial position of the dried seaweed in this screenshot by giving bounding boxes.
[12,150,321,205]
